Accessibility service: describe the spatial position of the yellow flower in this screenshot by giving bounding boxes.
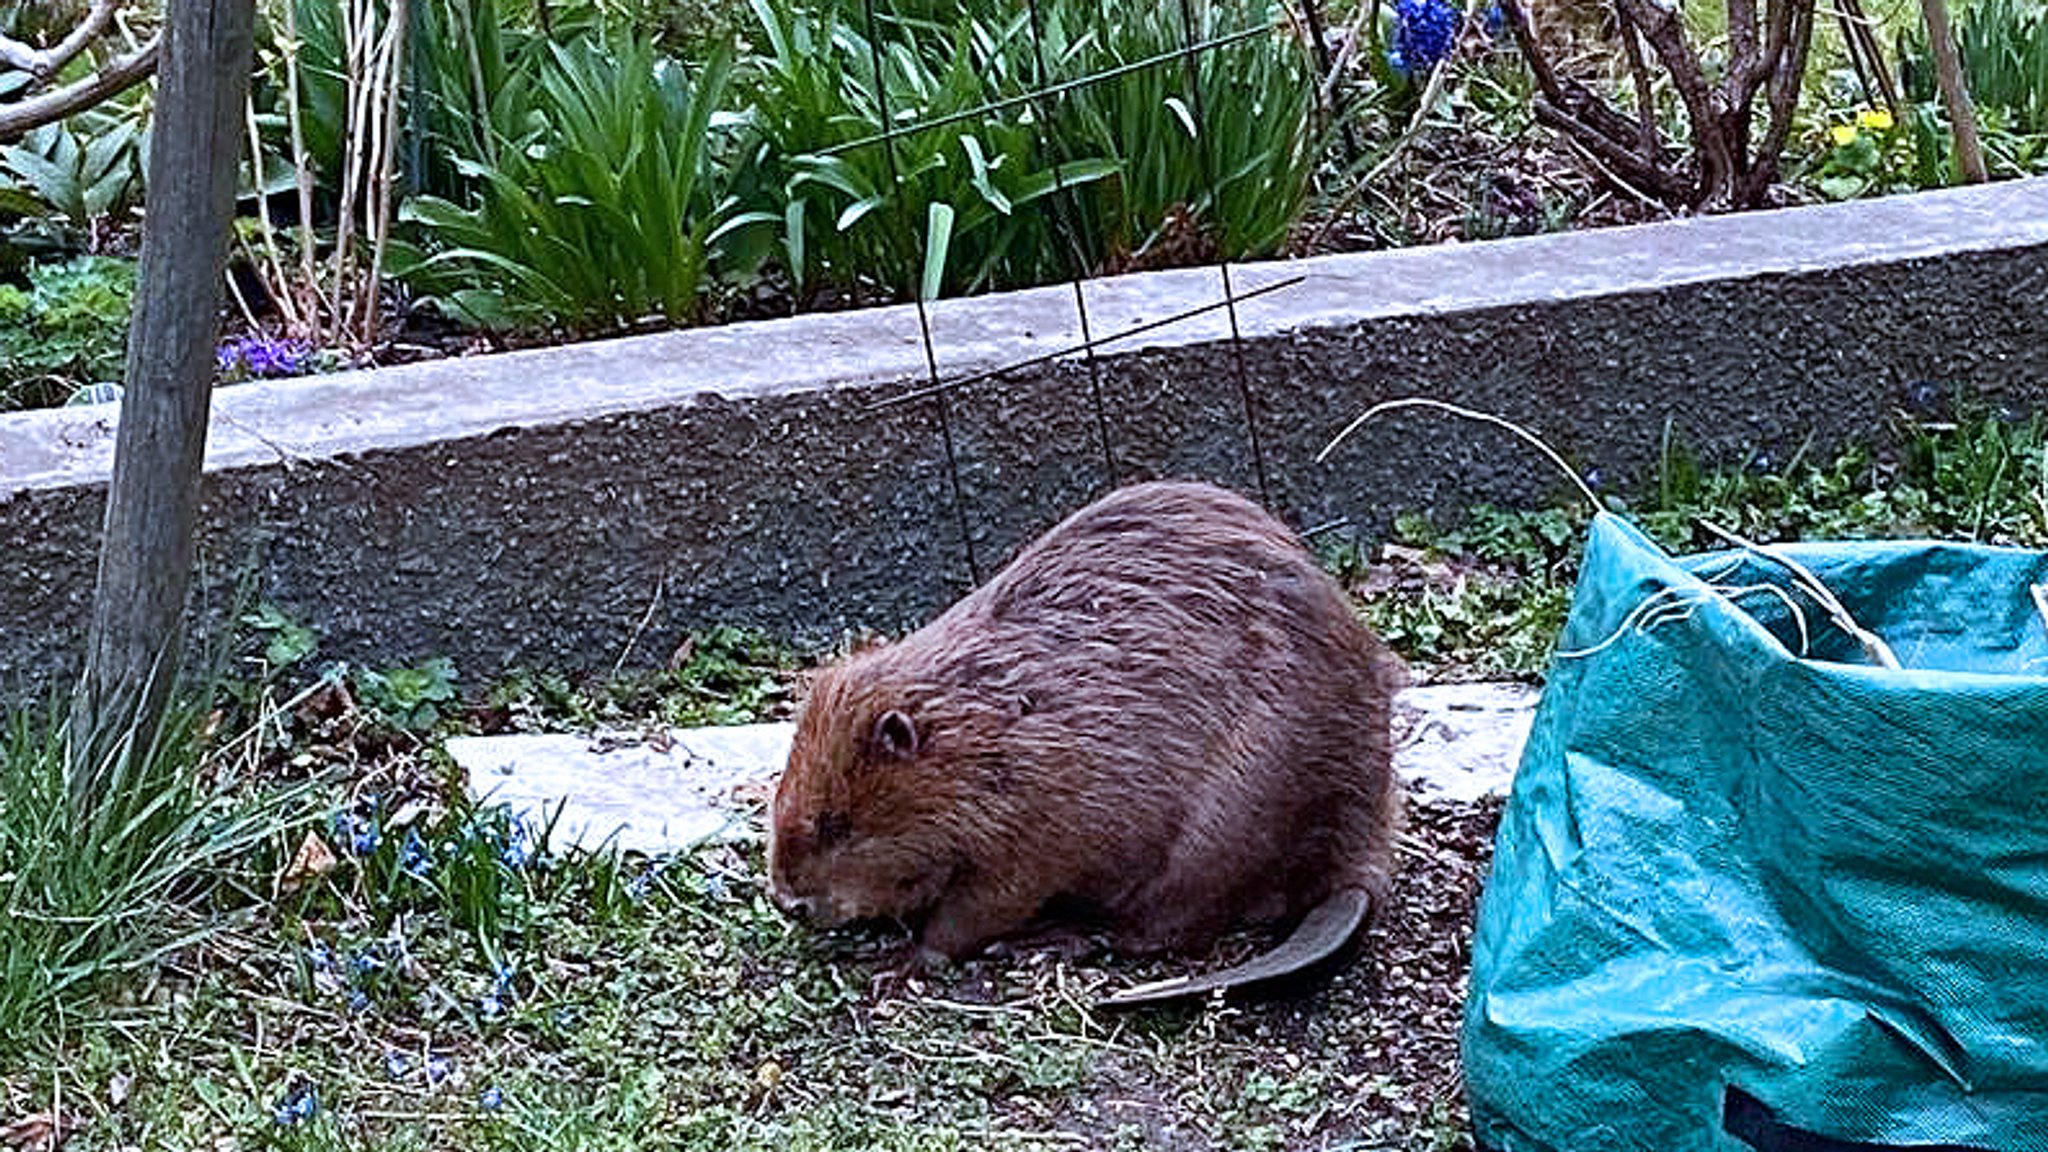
[1830,123,1859,146]
[1857,107,1895,131]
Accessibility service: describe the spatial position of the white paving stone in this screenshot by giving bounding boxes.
[451,682,1543,854]
[451,723,794,855]
[1391,682,1541,805]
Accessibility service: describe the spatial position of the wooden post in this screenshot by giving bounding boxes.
[1920,0,1989,182]
[70,0,256,802]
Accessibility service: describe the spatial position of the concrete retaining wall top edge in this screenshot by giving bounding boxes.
[4,178,2044,497]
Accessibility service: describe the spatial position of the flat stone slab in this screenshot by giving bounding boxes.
[451,682,1542,855]
[1391,682,1542,805]
[452,723,794,854]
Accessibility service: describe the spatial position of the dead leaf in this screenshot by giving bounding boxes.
[276,831,338,893]
[0,1111,67,1151]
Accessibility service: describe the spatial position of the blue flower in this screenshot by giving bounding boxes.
[217,333,311,379]
[348,989,370,1013]
[426,1054,453,1086]
[480,993,505,1019]
[335,810,380,856]
[307,943,336,973]
[273,1084,318,1126]
[1390,0,1460,76]
[499,824,531,869]
[1483,1,1506,35]
[401,830,431,878]
[385,1051,410,1080]
[479,1085,504,1112]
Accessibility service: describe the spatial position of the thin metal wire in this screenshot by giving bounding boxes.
[864,275,1305,412]
[1172,0,1271,505]
[856,0,982,583]
[819,26,1268,157]
[1020,0,1118,487]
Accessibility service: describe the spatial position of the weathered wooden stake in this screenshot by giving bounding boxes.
[1918,0,1989,183]
[70,0,256,803]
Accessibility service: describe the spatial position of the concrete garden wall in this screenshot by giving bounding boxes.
[3,178,2046,694]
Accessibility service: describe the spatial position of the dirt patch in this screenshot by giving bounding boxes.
[856,789,1506,1150]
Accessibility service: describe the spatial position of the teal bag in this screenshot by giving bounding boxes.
[1463,513,2048,1151]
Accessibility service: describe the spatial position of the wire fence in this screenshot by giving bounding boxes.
[837,0,1310,581]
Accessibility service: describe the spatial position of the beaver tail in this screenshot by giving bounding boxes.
[1098,886,1374,1009]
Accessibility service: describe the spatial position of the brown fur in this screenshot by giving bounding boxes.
[768,480,1403,963]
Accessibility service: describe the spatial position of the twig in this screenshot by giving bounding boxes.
[1561,135,1673,216]
[1917,0,1988,183]
[282,0,320,327]
[0,0,122,79]
[1318,397,1602,512]
[1695,520,1900,668]
[610,574,668,680]
[0,34,158,145]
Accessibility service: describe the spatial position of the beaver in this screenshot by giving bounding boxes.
[767,479,1403,1005]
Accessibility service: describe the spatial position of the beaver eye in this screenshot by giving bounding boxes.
[814,810,851,845]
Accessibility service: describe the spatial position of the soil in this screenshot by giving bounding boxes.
[867,787,1507,1150]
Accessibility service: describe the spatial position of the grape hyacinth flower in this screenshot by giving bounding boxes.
[334,809,380,856]
[400,830,432,878]
[499,823,531,870]
[481,963,516,1019]
[273,1084,318,1126]
[217,333,311,380]
[1389,0,1460,76]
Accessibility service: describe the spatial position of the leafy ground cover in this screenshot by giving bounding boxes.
[3,411,2045,1149]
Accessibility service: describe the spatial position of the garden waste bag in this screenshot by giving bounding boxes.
[1463,513,2048,1152]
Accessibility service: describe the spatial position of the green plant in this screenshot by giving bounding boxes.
[1051,0,1317,266]
[242,602,321,671]
[0,253,134,410]
[241,0,412,348]
[1901,0,2048,133]
[1801,102,1940,198]
[393,34,741,331]
[1635,407,2048,549]
[0,109,148,229]
[322,792,546,947]
[354,656,461,730]
[738,0,1115,300]
[487,627,797,731]
[0,695,317,1059]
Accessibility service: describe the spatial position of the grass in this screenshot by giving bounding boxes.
[0,691,321,1061]
[7,411,2048,1148]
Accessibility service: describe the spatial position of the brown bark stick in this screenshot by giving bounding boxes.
[1919,0,1989,182]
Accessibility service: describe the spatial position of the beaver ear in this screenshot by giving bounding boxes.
[871,709,919,760]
